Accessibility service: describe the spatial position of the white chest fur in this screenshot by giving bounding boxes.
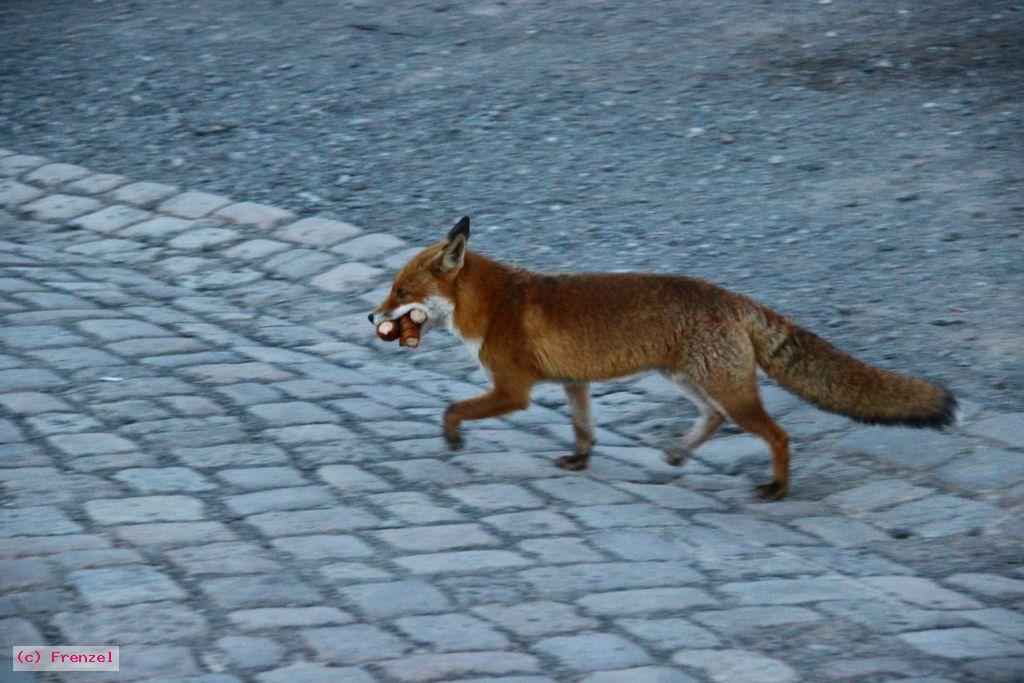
[427,295,484,363]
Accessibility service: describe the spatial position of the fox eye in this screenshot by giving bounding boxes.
[396,288,408,299]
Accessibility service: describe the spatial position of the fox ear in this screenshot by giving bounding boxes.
[446,216,470,242]
[437,232,467,273]
[436,216,469,274]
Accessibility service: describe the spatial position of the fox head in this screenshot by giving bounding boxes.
[368,216,470,332]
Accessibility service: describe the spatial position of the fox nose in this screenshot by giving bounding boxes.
[367,313,375,324]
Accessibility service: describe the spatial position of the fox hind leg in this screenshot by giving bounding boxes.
[555,382,593,471]
[662,372,726,466]
[701,376,791,500]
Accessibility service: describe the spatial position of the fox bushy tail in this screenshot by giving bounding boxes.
[748,306,957,429]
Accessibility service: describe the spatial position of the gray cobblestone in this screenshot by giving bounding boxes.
[485,510,580,536]
[302,624,408,664]
[50,548,145,569]
[256,663,375,683]
[64,172,129,194]
[223,238,292,260]
[0,178,44,207]
[113,520,237,546]
[617,617,721,649]
[224,485,336,515]
[113,467,215,493]
[24,162,90,186]
[672,649,798,683]
[54,601,207,644]
[720,576,869,604]
[394,612,509,650]
[862,575,982,609]
[570,503,687,530]
[71,204,152,233]
[0,558,55,590]
[693,606,823,633]
[966,412,1024,447]
[167,541,283,575]
[248,400,335,425]
[78,317,173,341]
[534,632,651,671]
[530,477,634,505]
[216,466,309,490]
[518,537,606,564]
[264,422,356,444]
[175,443,289,468]
[379,651,539,682]
[202,574,321,609]
[370,490,466,524]
[214,201,296,229]
[588,530,692,561]
[167,226,240,250]
[833,427,973,469]
[963,607,1024,640]
[945,572,1024,598]
[376,523,501,552]
[85,495,206,524]
[119,215,196,238]
[824,478,935,512]
[69,566,185,606]
[792,515,890,546]
[22,193,103,220]
[27,412,101,435]
[378,458,469,484]
[48,432,136,455]
[0,154,48,176]
[216,635,284,670]
[108,180,179,207]
[246,507,382,535]
[275,216,361,246]
[158,189,232,218]
[264,248,338,278]
[310,262,383,291]
[578,587,715,615]
[228,606,353,630]
[216,382,285,405]
[934,446,1024,489]
[0,390,71,414]
[868,494,1003,538]
[898,627,1024,658]
[271,534,373,560]
[332,232,406,259]
[183,361,295,383]
[397,550,532,574]
[583,668,697,683]
[522,562,702,594]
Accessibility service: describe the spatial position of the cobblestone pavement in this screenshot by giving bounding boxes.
[1,151,1022,682]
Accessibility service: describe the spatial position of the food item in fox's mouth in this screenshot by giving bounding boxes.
[399,315,421,348]
[376,311,425,348]
[376,319,399,341]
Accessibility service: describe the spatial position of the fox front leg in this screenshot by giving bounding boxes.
[555,382,593,471]
[443,385,532,450]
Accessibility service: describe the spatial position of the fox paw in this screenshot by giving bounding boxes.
[554,453,590,471]
[444,429,463,450]
[756,480,788,501]
[663,447,691,467]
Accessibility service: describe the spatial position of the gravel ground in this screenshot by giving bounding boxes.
[1,0,1022,410]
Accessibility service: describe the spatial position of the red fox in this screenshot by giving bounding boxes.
[369,217,957,500]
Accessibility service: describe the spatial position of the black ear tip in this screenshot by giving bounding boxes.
[447,215,470,240]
